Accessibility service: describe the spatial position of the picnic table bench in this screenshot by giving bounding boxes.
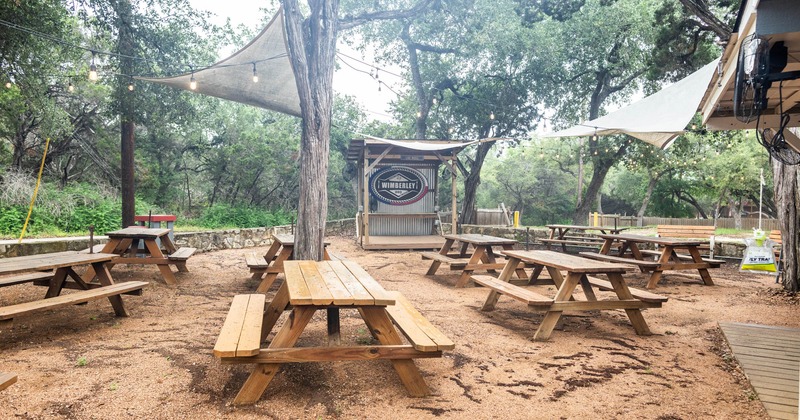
[423,234,528,287]
[215,260,453,405]
[0,252,147,327]
[245,234,333,292]
[0,372,17,391]
[656,225,715,257]
[582,233,724,289]
[541,224,628,253]
[83,227,194,285]
[472,250,666,341]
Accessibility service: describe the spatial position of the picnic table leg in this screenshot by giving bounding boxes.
[261,282,290,342]
[628,243,651,273]
[528,265,544,284]
[687,246,715,286]
[579,274,598,302]
[502,244,529,279]
[534,272,581,341]
[646,246,673,289]
[456,245,487,288]
[144,239,178,285]
[482,257,521,311]
[607,273,651,335]
[234,306,315,405]
[257,246,294,292]
[262,241,282,264]
[327,308,340,345]
[45,267,69,298]
[360,307,430,396]
[92,261,130,317]
[164,232,189,273]
[81,238,123,283]
[426,238,454,275]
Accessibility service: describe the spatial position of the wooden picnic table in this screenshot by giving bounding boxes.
[472,250,666,341]
[245,234,333,292]
[422,233,527,287]
[581,233,724,289]
[0,252,147,327]
[87,227,195,285]
[214,260,453,405]
[541,224,629,252]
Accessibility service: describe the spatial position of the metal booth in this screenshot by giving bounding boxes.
[346,138,471,250]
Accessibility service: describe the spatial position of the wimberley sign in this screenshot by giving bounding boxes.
[369,166,429,206]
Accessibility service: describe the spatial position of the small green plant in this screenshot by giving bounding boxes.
[109,382,118,391]
[76,357,88,367]
[355,327,375,345]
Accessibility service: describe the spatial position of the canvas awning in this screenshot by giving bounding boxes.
[544,59,720,149]
[346,135,479,160]
[137,9,300,116]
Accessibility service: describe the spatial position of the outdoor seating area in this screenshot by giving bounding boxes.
[0,234,792,418]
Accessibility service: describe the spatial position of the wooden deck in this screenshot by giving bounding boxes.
[719,322,800,420]
[362,235,446,250]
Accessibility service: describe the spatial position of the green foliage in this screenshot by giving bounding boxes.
[195,205,292,229]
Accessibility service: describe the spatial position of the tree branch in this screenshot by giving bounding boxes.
[339,0,436,30]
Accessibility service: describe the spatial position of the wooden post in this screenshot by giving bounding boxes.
[451,151,457,234]
[363,150,370,246]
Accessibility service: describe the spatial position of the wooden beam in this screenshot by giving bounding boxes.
[365,146,393,173]
[220,345,440,363]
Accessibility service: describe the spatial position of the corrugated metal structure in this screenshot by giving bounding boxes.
[346,137,474,250]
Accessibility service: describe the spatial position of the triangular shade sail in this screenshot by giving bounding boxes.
[137,9,300,116]
[544,59,720,149]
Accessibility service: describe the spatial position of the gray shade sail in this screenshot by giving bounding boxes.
[543,59,720,149]
[137,9,301,116]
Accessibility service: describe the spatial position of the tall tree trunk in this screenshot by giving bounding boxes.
[576,138,584,206]
[459,140,492,225]
[729,197,742,229]
[637,174,659,218]
[115,0,136,227]
[282,0,337,261]
[572,158,614,224]
[401,24,428,139]
[773,157,799,292]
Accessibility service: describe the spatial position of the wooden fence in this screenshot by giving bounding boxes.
[588,214,780,231]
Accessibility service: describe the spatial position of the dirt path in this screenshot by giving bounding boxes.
[0,235,791,419]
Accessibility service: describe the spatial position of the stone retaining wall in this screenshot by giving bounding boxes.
[0,219,356,258]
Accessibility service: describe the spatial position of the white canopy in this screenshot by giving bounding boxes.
[137,9,301,116]
[361,135,480,151]
[544,59,720,149]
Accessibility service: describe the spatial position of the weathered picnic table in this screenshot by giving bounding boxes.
[0,252,147,327]
[472,250,666,341]
[541,224,628,253]
[85,227,195,285]
[580,233,724,289]
[214,260,453,405]
[244,234,333,292]
[422,233,527,287]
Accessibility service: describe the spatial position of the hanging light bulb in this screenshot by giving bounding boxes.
[252,63,258,83]
[432,97,438,105]
[691,123,697,130]
[68,81,74,92]
[489,112,495,120]
[189,71,197,90]
[128,82,134,91]
[448,127,454,134]
[416,111,422,118]
[5,81,11,89]
[88,52,98,81]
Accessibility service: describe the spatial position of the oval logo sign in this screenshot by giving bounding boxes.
[369,166,429,206]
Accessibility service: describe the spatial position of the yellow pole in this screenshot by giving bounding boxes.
[593,212,599,227]
[513,211,519,228]
[19,138,50,243]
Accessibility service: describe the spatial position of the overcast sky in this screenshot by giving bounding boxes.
[188,0,401,122]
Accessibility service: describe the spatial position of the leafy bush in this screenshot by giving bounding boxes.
[195,205,292,229]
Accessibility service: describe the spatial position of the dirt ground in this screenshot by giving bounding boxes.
[0,235,796,419]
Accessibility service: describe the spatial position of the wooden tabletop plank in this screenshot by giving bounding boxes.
[596,233,702,246]
[297,261,335,305]
[106,227,171,238]
[328,261,376,305]
[271,234,330,246]
[238,294,266,357]
[316,262,356,305]
[442,233,517,246]
[502,250,630,273]
[283,261,313,305]
[341,261,395,306]
[0,252,115,276]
